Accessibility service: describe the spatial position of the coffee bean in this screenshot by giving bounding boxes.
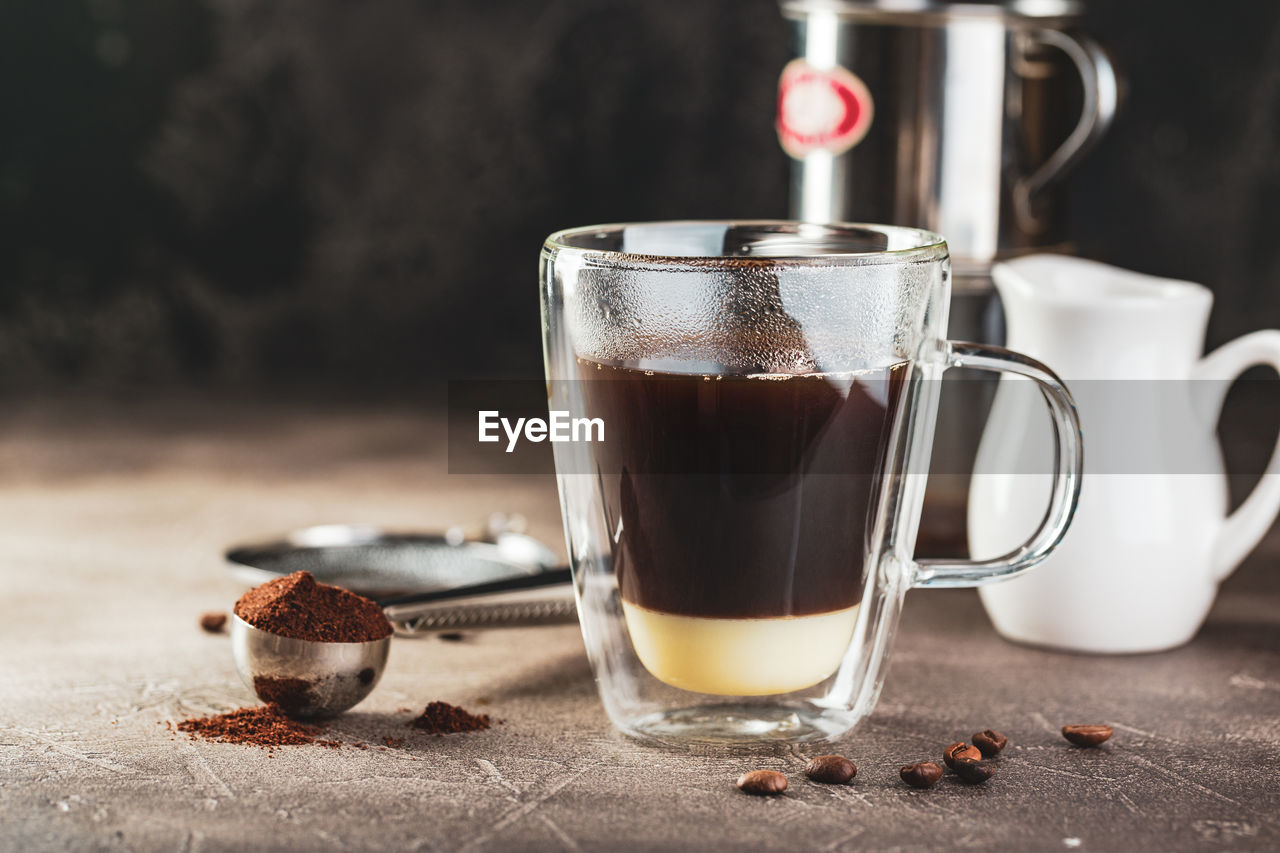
[1062,724,1113,747]
[943,741,982,769]
[199,612,227,633]
[900,762,943,789]
[952,758,996,784]
[804,755,857,785]
[972,729,1008,757]
[737,769,787,795]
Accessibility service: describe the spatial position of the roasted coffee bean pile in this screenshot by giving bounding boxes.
[737,723,1114,795]
[906,728,1010,788]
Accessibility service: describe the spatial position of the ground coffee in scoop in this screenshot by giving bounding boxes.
[234,571,392,643]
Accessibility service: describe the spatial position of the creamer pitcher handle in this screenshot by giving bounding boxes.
[1014,29,1119,231]
[1192,330,1280,581]
[913,342,1084,588]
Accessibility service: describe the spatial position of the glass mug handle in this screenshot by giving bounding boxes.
[912,341,1084,588]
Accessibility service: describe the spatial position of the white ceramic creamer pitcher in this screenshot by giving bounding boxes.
[970,255,1280,653]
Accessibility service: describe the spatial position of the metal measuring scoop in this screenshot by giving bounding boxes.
[225,520,576,717]
[229,614,392,718]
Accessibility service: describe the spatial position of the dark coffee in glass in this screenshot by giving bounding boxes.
[578,357,908,694]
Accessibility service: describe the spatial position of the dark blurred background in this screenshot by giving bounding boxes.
[3,0,1279,394]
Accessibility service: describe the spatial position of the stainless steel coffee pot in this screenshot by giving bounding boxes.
[776,0,1118,556]
[778,0,1117,278]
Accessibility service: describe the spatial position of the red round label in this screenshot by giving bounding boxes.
[776,59,874,158]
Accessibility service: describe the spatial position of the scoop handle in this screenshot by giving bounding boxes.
[380,567,576,634]
[385,597,579,636]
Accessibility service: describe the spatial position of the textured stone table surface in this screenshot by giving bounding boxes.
[3,398,1279,852]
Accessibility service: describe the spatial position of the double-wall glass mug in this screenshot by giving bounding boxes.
[541,222,1083,745]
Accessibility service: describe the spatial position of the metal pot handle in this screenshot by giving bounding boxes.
[1014,29,1119,230]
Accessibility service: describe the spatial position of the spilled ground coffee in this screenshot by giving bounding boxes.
[176,704,334,749]
[407,701,491,734]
